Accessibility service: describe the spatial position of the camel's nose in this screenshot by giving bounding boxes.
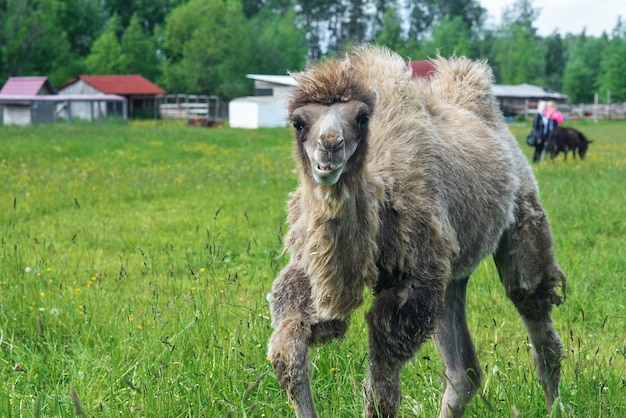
[317,135,344,152]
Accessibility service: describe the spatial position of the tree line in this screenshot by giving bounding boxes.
[1,0,625,103]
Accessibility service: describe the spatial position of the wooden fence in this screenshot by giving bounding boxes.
[521,102,626,121]
[158,94,224,126]
[568,103,626,121]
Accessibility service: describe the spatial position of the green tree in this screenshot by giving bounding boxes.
[598,18,626,102]
[375,6,405,53]
[84,15,123,74]
[490,0,542,84]
[33,27,80,86]
[102,0,185,34]
[56,0,107,57]
[292,0,353,58]
[334,0,368,52]
[562,58,593,104]
[120,13,159,80]
[249,8,307,74]
[405,0,485,40]
[438,0,486,30]
[369,0,394,40]
[291,0,395,58]
[0,0,77,85]
[241,0,267,18]
[543,31,566,91]
[562,33,607,103]
[422,16,472,57]
[161,0,252,99]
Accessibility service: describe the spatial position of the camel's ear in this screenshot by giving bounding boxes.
[370,88,378,111]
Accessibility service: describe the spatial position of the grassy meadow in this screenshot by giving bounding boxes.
[0,119,624,417]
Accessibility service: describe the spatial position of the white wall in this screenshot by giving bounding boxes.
[229,99,259,129]
[58,80,108,121]
[229,97,287,129]
[2,105,31,126]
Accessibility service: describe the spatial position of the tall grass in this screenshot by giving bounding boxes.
[0,119,624,416]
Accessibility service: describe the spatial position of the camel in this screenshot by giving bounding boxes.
[267,45,567,418]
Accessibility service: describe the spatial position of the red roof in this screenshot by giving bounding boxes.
[408,61,435,78]
[63,75,165,95]
[0,77,56,95]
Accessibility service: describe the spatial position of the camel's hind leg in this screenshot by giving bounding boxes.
[364,278,443,418]
[493,194,567,413]
[434,276,482,418]
[268,267,347,418]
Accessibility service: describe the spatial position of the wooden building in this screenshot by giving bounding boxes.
[58,75,165,120]
[491,83,570,117]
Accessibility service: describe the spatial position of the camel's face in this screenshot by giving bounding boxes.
[290,101,371,185]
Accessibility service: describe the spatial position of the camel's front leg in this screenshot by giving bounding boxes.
[268,266,348,417]
[268,266,316,417]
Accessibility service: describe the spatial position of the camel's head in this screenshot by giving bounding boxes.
[288,59,376,186]
[289,101,372,185]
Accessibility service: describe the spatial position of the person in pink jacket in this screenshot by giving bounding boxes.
[545,100,564,124]
[542,101,563,159]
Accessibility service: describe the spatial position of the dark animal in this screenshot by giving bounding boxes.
[267,45,567,418]
[549,126,592,160]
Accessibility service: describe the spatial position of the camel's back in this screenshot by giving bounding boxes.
[348,47,517,181]
[349,46,534,276]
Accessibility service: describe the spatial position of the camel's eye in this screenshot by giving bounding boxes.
[356,112,370,130]
[292,118,306,137]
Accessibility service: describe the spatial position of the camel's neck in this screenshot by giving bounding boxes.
[297,172,381,320]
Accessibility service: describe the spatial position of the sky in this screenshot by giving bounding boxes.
[480,0,626,37]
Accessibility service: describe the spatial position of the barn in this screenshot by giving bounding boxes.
[0,77,57,126]
[58,74,165,120]
[491,83,570,117]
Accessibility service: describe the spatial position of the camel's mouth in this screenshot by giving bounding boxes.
[317,164,333,172]
[312,163,344,185]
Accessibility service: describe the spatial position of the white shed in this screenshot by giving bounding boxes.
[2,104,31,126]
[229,96,288,129]
[0,77,57,126]
[246,74,297,99]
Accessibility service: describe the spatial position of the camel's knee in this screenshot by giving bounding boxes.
[268,317,312,390]
[310,319,347,344]
[494,195,567,306]
[507,281,554,320]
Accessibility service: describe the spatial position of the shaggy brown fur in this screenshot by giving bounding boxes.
[267,45,567,418]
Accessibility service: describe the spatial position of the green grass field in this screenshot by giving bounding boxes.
[1,119,624,417]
